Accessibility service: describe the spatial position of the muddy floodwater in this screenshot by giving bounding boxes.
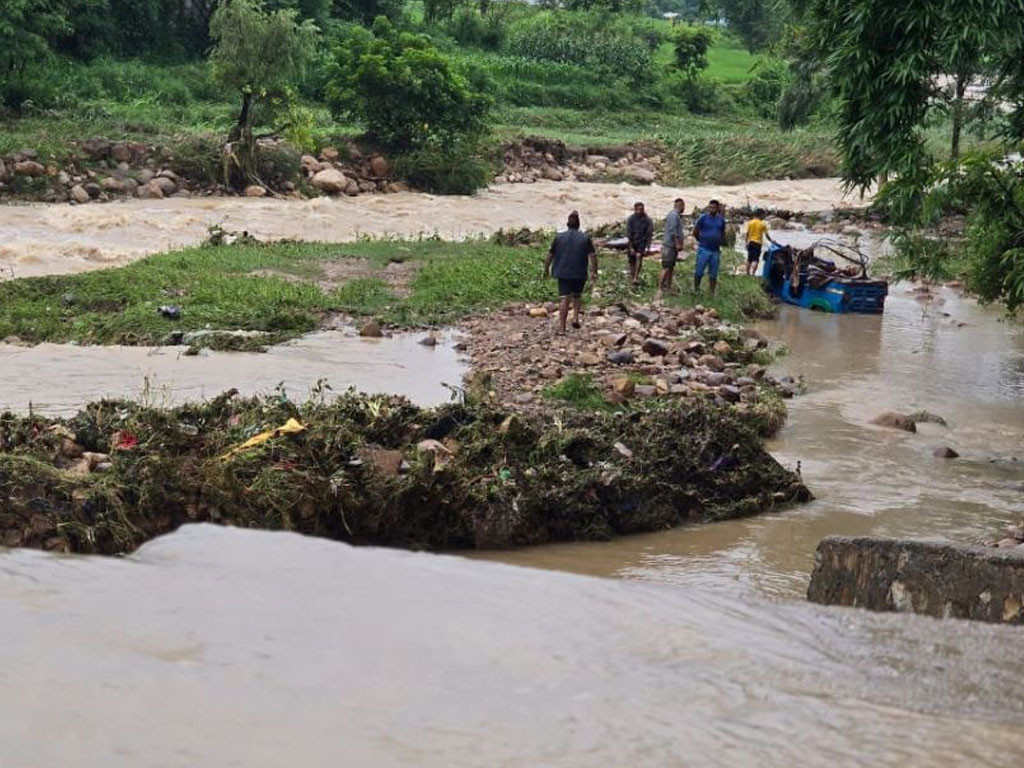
[2,524,1024,767]
[0,178,865,277]
[0,330,466,415]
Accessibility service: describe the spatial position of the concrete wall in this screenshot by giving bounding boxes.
[807,536,1024,625]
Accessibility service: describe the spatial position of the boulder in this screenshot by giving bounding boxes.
[84,182,102,199]
[137,169,155,185]
[121,178,138,195]
[540,165,563,182]
[301,154,320,174]
[704,372,728,387]
[244,185,267,197]
[359,320,383,338]
[871,412,917,433]
[151,176,177,196]
[625,166,655,185]
[137,180,165,199]
[69,184,90,204]
[369,155,390,177]
[13,160,45,176]
[312,168,348,194]
[630,307,660,325]
[320,147,340,162]
[101,177,124,192]
[934,446,960,459]
[607,349,634,365]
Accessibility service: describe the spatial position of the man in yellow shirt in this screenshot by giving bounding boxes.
[745,210,769,275]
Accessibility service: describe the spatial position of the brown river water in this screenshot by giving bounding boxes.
[0,178,862,277]
[2,195,1024,766]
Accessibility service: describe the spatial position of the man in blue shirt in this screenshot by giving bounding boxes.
[692,199,726,295]
[545,210,597,334]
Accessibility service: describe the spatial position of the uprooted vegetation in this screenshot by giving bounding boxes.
[0,390,810,556]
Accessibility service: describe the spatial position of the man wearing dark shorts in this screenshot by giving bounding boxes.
[657,197,686,298]
[626,201,653,287]
[545,210,597,334]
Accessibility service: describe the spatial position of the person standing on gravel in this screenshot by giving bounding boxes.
[545,210,597,334]
[626,201,654,287]
[657,198,686,299]
[692,199,726,295]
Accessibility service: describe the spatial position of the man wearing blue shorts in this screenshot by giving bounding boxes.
[692,199,726,295]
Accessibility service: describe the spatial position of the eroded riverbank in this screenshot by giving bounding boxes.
[0,178,868,277]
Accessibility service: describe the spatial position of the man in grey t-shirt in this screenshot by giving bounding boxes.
[658,197,686,298]
[545,210,597,334]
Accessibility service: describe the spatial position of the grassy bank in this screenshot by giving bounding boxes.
[0,238,774,347]
[0,391,810,555]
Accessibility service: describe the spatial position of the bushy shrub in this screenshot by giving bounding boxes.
[394,143,493,195]
[447,8,506,50]
[325,17,492,151]
[673,25,713,80]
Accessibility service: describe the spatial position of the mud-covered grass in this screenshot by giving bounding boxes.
[0,238,772,346]
[0,390,810,555]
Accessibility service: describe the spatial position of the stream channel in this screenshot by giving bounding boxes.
[1,189,1022,766]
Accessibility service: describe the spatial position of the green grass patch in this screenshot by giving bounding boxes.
[543,373,612,411]
[0,238,774,346]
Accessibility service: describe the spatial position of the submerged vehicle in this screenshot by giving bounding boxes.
[761,239,888,314]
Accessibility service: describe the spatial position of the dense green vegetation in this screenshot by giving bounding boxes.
[0,0,846,188]
[0,237,771,346]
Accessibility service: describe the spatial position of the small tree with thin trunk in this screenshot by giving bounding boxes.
[209,0,318,189]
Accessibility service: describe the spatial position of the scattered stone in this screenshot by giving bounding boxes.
[630,308,660,325]
[528,307,548,318]
[359,320,383,338]
[137,180,165,199]
[719,385,742,403]
[418,334,438,347]
[634,384,657,398]
[712,340,733,357]
[513,392,535,405]
[641,338,669,357]
[607,349,634,365]
[320,147,340,162]
[84,182,102,199]
[158,305,182,320]
[244,185,267,198]
[70,184,90,204]
[14,160,45,176]
[697,354,725,372]
[610,376,635,397]
[871,412,917,433]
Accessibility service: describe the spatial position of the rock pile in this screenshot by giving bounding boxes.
[496,137,668,186]
[0,138,404,205]
[302,146,407,197]
[461,301,800,429]
[987,521,1024,551]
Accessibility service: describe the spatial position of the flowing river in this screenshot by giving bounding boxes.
[0,178,863,277]
[2,191,1024,766]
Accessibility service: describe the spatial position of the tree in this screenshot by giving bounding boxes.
[325,17,491,151]
[331,0,405,25]
[701,0,790,52]
[672,25,712,80]
[209,0,318,187]
[797,0,1024,189]
[0,0,72,106]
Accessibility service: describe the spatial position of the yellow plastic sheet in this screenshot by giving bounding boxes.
[219,418,306,461]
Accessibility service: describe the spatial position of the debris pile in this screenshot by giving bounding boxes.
[496,137,668,186]
[0,389,809,556]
